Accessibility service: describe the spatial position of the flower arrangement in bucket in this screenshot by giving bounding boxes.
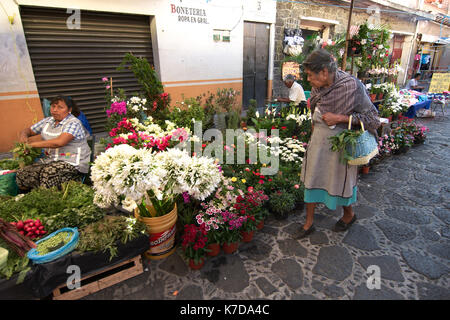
[181,224,208,270]
[90,144,222,259]
[91,145,222,217]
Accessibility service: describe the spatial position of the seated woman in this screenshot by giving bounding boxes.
[16,95,91,191]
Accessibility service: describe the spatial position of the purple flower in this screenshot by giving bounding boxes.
[182,192,191,203]
[106,101,127,117]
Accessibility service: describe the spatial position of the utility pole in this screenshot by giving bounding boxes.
[341,0,355,71]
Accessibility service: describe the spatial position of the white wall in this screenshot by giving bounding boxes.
[0,0,37,93]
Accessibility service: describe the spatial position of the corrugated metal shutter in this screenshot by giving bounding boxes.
[20,6,154,133]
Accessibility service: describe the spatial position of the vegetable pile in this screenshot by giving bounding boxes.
[11,142,41,168]
[0,218,36,257]
[35,231,71,256]
[10,219,46,240]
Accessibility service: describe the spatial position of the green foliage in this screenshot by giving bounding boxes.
[268,191,296,215]
[168,97,206,132]
[328,129,363,164]
[77,216,147,260]
[0,159,19,170]
[352,23,392,75]
[0,181,105,234]
[11,143,41,168]
[214,88,240,113]
[225,110,241,130]
[118,53,163,101]
[0,239,30,281]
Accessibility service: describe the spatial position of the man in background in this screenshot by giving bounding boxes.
[277,74,307,111]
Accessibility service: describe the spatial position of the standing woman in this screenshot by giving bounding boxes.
[16,95,91,191]
[295,49,380,239]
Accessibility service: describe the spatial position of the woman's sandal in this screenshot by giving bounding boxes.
[334,214,357,232]
[293,224,316,239]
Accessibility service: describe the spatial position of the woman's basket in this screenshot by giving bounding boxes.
[346,115,378,166]
[27,227,79,264]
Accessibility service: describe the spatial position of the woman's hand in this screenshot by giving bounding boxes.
[322,112,348,126]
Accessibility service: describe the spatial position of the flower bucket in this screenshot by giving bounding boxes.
[241,230,254,243]
[189,258,205,270]
[134,203,177,260]
[222,242,238,254]
[369,93,377,102]
[206,243,221,257]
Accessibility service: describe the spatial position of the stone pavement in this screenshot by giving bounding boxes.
[82,112,450,300]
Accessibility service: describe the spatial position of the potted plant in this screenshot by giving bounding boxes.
[369,84,379,102]
[90,145,222,260]
[220,210,246,254]
[268,191,296,220]
[181,224,208,270]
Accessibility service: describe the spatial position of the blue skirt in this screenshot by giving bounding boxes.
[304,186,357,210]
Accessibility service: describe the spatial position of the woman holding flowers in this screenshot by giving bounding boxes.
[296,49,380,239]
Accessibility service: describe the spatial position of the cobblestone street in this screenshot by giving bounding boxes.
[83,113,450,301]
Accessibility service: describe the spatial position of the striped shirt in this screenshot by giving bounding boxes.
[31,114,86,141]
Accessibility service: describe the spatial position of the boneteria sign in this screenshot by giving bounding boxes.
[170,4,209,24]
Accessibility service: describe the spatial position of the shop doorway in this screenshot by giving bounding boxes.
[243,22,270,109]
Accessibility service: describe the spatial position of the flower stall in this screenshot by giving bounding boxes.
[0,48,432,300]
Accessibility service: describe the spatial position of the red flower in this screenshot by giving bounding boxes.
[281,126,287,130]
[258,180,264,184]
[271,126,276,130]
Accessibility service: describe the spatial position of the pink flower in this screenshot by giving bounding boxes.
[102,77,108,82]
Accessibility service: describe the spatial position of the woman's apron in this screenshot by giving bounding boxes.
[300,109,358,199]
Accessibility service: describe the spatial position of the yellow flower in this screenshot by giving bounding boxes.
[231,177,237,182]
[262,163,267,167]
[241,179,246,183]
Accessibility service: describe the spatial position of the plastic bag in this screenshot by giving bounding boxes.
[0,173,18,197]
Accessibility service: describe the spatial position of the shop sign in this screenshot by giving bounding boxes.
[170,4,209,24]
[428,72,450,93]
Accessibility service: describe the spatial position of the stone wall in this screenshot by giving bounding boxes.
[273,0,417,98]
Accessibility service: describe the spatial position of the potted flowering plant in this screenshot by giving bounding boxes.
[219,210,246,253]
[196,202,225,257]
[91,144,222,259]
[377,134,398,158]
[181,224,208,270]
[412,124,429,145]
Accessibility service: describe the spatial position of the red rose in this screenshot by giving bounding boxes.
[281,126,287,130]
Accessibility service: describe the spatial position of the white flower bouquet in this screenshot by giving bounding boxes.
[91,144,222,217]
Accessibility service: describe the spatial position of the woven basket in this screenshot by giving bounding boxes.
[27,228,79,264]
[346,116,378,166]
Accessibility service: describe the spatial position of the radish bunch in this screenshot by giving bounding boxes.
[11,219,47,240]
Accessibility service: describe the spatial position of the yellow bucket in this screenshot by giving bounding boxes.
[134,202,178,260]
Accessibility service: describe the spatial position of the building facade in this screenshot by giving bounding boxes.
[0,0,448,152]
[0,0,276,152]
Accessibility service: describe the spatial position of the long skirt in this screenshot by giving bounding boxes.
[300,111,358,210]
[16,161,82,191]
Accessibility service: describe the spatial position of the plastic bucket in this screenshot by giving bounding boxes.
[134,202,177,260]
